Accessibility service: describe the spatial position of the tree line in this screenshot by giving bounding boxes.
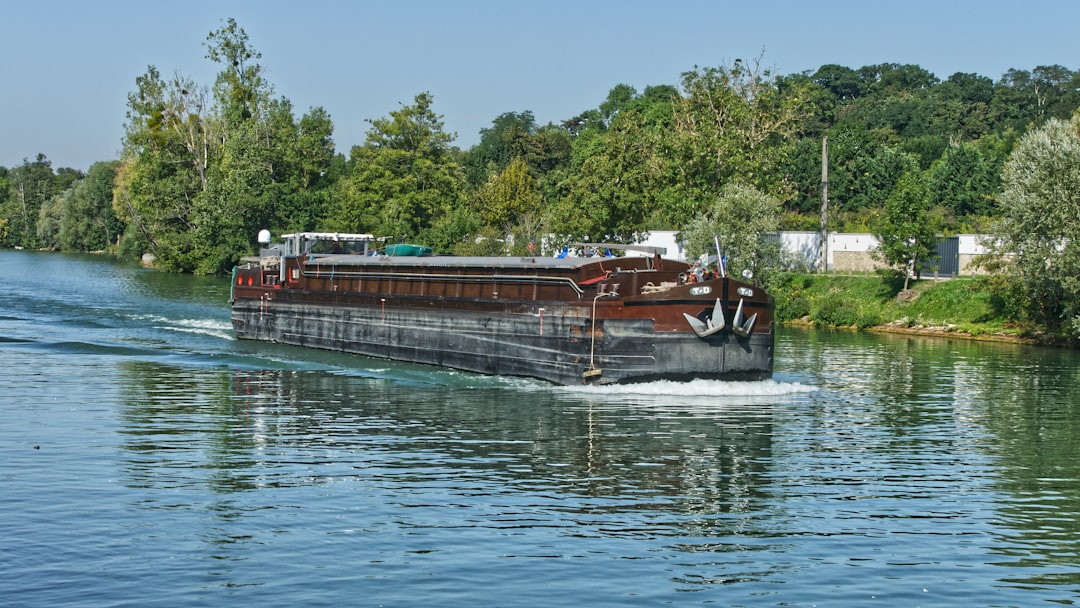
[2,19,1080,335]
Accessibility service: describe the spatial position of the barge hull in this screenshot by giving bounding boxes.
[232,299,773,385]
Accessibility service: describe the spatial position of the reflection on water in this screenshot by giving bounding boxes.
[112,361,812,600]
[781,328,1080,597]
[107,334,1080,603]
[117,362,789,514]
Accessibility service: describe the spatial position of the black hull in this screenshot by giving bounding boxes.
[232,299,774,385]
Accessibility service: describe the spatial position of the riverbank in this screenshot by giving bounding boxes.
[772,273,1076,348]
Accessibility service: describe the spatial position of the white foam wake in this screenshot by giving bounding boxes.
[132,313,235,340]
[559,378,817,398]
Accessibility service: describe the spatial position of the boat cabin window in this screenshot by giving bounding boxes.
[307,239,370,255]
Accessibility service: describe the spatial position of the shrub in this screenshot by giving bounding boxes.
[810,293,861,327]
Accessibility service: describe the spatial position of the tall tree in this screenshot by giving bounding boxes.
[672,57,813,208]
[995,116,1080,334]
[472,156,541,236]
[3,155,60,249]
[329,92,466,250]
[548,104,673,241]
[0,166,9,243]
[204,17,271,131]
[59,162,122,251]
[465,111,538,186]
[874,171,939,290]
[115,66,209,266]
[926,143,997,218]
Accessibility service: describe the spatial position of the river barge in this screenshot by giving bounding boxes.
[230,232,774,385]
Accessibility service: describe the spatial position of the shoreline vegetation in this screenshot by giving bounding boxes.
[774,273,1077,349]
[10,247,1074,349]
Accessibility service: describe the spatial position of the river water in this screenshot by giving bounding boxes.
[2,249,1079,607]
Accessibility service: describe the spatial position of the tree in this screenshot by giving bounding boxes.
[472,157,542,238]
[995,116,1080,335]
[679,182,782,283]
[328,92,466,250]
[114,20,334,273]
[115,66,210,268]
[191,121,276,274]
[59,162,122,251]
[0,166,9,243]
[874,171,939,290]
[936,72,994,105]
[990,65,1080,131]
[204,17,271,130]
[548,105,674,241]
[672,57,813,211]
[36,192,64,249]
[465,111,537,186]
[811,64,867,100]
[926,143,997,219]
[3,154,58,249]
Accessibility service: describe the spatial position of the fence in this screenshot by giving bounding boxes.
[632,231,994,276]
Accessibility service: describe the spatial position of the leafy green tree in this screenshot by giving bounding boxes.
[465,111,537,186]
[680,182,782,282]
[272,104,337,232]
[204,17,270,130]
[929,72,993,141]
[472,156,542,238]
[115,19,335,273]
[926,143,997,219]
[995,116,1080,334]
[858,94,935,139]
[59,162,122,251]
[1031,65,1080,120]
[328,92,466,250]
[35,168,88,250]
[811,64,867,100]
[859,147,922,212]
[0,166,9,243]
[990,66,1080,132]
[36,192,64,249]
[672,57,814,211]
[115,66,210,267]
[899,134,948,170]
[874,171,939,290]
[782,72,837,137]
[548,106,671,241]
[808,123,918,219]
[192,122,276,274]
[3,154,59,248]
[780,136,826,215]
[859,63,938,94]
[936,72,994,105]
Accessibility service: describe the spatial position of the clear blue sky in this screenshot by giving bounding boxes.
[3,0,1077,172]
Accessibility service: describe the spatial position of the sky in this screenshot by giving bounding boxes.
[3,0,1078,172]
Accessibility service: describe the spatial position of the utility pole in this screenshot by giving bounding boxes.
[819,136,829,273]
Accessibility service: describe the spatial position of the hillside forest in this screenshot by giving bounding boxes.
[3,19,1080,335]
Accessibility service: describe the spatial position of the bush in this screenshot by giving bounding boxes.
[764,271,812,321]
[808,291,884,329]
[811,293,857,327]
[976,274,1029,322]
[776,294,810,321]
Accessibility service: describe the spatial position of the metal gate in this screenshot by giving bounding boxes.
[922,236,960,276]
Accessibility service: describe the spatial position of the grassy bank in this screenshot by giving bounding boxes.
[769,272,1065,344]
